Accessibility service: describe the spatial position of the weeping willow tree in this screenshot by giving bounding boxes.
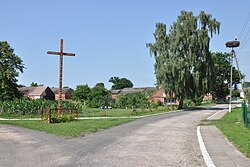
[147,11,220,109]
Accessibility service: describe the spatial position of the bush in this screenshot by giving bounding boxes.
[192,96,203,106]
[183,100,194,108]
[151,101,164,108]
[115,92,149,109]
[50,114,76,123]
[214,98,229,104]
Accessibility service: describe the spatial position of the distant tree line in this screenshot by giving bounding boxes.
[72,80,150,109]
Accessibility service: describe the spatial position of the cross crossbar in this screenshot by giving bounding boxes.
[47,51,75,56]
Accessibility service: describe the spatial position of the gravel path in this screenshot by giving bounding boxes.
[0,106,226,167]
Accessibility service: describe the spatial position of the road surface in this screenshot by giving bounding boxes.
[0,105,229,167]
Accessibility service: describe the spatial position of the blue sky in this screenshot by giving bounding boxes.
[1,0,250,89]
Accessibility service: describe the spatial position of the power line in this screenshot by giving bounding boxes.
[241,27,250,45]
[237,11,250,55]
[238,11,250,41]
[237,36,250,55]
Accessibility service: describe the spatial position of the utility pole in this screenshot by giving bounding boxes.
[226,39,240,112]
[229,50,234,113]
[47,39,75,114]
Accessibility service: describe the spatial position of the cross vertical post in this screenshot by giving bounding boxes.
[58,39,63,114]
[47,39,75,114]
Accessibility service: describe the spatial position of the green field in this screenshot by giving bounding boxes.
[215,107,250,158]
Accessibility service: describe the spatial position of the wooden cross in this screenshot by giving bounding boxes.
[47,39,75,114]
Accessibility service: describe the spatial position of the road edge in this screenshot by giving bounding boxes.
[197,126,216,167]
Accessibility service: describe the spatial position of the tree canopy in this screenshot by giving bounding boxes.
[0,41,25,100]
[72,84,112,108]
[88,84,112,108]
[95,82,105,88]
[244,82,250,88]
[147,11,220,108]
[115,92,149,110]
[72,84,91,102]
[211,52,242,101]
[109,77,133,90]
[31,82,38,87]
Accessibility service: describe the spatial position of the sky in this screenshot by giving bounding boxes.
[1,0,250,89]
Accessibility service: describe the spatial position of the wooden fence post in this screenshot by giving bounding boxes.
[48,108,51,123]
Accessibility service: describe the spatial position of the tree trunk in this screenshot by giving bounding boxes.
[178,98,184,109]
[132,105,136,112]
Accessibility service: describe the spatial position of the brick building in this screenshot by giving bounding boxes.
[51,88,74,100]
[19,86,55,100]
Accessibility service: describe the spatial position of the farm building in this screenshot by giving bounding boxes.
[203,93,213,101]
[150,88,179,105]
[110,90,121,100]
[51,88,74,100]
[111,87,156,100]
[19,86,55,100]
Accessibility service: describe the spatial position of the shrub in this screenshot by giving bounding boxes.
[50,114,76,123]
[151,101,164,108]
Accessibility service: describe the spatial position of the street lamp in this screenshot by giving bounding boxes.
[225,39,240,112]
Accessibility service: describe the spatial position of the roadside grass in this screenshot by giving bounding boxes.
[0,118,135,137]
[214,107,250,158]
[200,101,215,107]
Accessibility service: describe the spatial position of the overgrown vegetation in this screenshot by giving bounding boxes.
[44,113,76,123]
[214,107,250,158]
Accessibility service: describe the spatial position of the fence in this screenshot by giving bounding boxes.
[42,108,79,123]
[242,101,250,129]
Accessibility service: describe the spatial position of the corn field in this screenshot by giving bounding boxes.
[0,99,84,116]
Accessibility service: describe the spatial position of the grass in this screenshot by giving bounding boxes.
[0,114,39,119]
[200,101,215,107]
[0,118,135,137]
[214,107,250,158]
[78,107,177,117]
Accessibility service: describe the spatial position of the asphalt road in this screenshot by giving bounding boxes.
[0,105,228,167]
